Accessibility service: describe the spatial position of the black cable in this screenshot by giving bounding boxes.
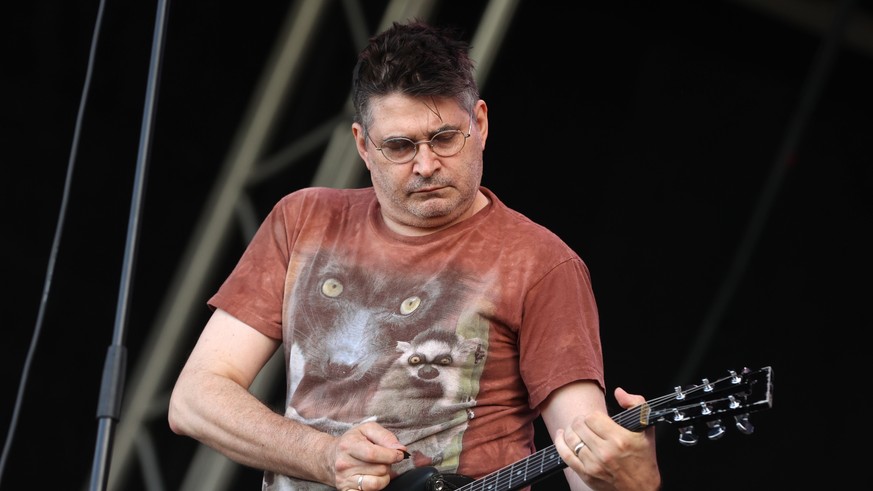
[0,0,108,487]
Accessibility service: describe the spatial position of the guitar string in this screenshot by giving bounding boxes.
[614,369,762,429]
[453,369,762,491]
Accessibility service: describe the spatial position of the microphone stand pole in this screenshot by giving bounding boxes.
[89,1,170,490]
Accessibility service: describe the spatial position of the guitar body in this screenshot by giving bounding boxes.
[384,467,472,491]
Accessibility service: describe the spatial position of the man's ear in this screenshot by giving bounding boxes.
[474,99,488,150]
[352,122,372,170]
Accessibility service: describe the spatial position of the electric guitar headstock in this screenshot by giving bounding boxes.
[618,366,774,445]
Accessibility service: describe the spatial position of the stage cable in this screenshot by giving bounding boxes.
[0,0,108,487]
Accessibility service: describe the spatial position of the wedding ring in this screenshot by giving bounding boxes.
[573,441,586,456]
[357,475,364,491]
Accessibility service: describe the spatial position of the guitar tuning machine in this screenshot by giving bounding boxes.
[706,420,726,440]
[734,413,755,435]
[726,395,756,434]
[678,426,698,446]
[698,401,726,440]
[729,370,741,384]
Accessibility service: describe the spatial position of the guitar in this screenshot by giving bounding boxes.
[385,366,773,491]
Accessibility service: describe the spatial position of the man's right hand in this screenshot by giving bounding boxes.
[329,422,409,491]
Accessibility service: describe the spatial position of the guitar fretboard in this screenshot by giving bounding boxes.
[459,445,565,491]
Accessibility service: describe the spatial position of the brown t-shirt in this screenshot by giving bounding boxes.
[209,186,604,490]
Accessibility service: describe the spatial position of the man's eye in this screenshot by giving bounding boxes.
[432,132,456,144]
[383,139,412,151]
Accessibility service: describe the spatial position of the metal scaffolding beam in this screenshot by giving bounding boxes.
[103,0,519,490]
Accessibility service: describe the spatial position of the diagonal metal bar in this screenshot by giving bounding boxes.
[105,0,519,489]
[104,1,333,489]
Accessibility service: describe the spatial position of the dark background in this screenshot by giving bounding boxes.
[3,0,871,490]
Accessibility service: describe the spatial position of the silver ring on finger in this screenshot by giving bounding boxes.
[573,441,586,456]
[357,475,364,491]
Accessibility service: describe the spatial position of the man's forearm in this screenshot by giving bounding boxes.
[168,370,333,485]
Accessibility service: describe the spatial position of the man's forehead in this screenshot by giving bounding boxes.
[372,94,464,117]
[370,95,466,133]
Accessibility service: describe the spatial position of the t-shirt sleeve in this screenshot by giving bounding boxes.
[207,201,292,340]
[518,257,605,409]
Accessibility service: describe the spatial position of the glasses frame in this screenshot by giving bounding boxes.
[367,114,473,164]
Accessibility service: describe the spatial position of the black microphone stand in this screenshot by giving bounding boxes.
[89,1,170,490]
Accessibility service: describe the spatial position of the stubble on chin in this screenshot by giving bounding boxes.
[393,191,445,218]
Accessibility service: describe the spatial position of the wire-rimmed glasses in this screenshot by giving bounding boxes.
[367,116,472,164]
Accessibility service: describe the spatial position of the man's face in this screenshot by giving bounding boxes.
[353,94,487,235]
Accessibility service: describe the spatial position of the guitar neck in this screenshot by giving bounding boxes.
[455,405,647,491]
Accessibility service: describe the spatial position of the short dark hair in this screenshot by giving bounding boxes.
[352,20,479,129]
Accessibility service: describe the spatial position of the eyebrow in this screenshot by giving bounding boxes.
[381,122,459,141]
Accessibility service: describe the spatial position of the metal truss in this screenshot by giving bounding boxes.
[101,0,519,489]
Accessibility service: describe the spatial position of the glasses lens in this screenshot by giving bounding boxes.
[381,138,416,162]
[431,130,465,157]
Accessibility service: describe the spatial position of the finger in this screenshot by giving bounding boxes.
[555,428,586,462]
[334,433,395,488]
[348,473,391,491]
[355,422,408,462]
[579,411,619,444]
[568,423,588,456]
[356,422,401,447]
[568,415,594,449]
[614,386,645,408]
[342,474,363,491]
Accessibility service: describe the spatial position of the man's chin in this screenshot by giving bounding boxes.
[400,202,450,223]
[411,195,455,214]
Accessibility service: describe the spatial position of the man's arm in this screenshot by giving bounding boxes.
[168,308,407,489]
[541,382,661,491]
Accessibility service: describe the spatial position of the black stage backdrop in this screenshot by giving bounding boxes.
[3,1,871,490]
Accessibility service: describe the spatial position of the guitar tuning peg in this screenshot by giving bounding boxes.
[678,426,698,446]
[706,420,726,440]
[734,413,755,435]
[697,401,724,440]
[729,370,741,384]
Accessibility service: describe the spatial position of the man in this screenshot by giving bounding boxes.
[169,20,660,491]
